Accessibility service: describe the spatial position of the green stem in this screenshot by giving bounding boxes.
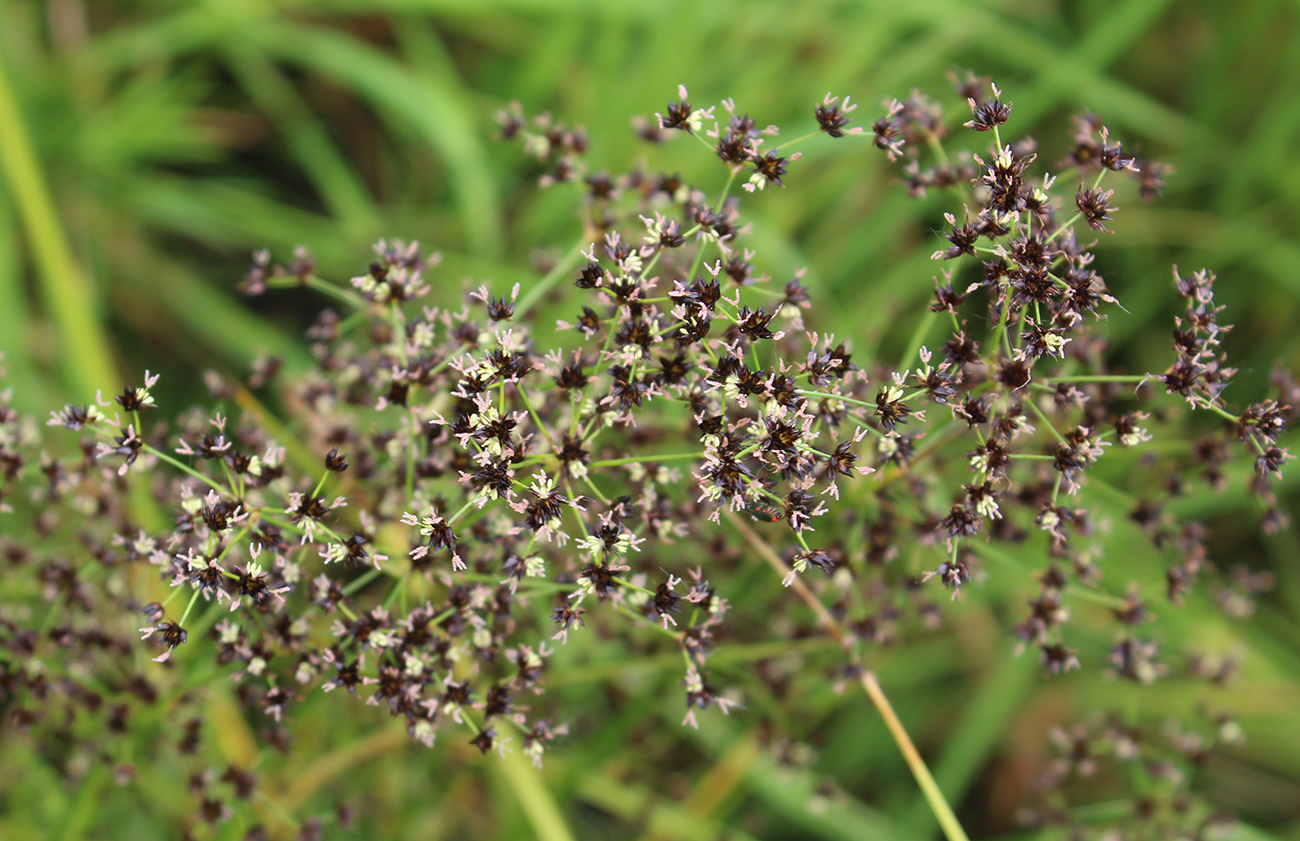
[143,444,229,496]
[581,474,611,505]
[517,236,588,316]
[310,469,330,500]
[588,452,703,468]
[986,283,1012,362]
[177,587,202,628]
[1197,399,1240,425]
[405,411,419,501]
[445,497,479,526]
[390,302,409,367]
[342,567,386,597]
[900,308,938,372]
[306,275,369,310]
[1024,397,1066,445]
[382,577,407,611]
[518,387,556,447]
[1041,375,1146,384]
[774,130,820,151]
[800,389,875,410]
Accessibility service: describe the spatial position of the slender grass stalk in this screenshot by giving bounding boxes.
[900,308,938,372]
[517,236,589,316]
[725,512,971,841]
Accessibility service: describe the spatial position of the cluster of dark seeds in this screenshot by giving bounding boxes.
[0,74,1291,835]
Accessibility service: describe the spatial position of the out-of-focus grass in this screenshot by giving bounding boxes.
[1,1,1298,839]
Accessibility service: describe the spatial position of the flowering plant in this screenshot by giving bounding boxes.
[3,75,1292,840]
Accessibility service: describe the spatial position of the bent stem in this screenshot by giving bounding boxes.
[726,512,970,841]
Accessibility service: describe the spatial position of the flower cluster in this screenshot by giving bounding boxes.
[1,77,1292,835]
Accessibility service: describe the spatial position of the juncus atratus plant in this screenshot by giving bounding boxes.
[2,73,1293,839]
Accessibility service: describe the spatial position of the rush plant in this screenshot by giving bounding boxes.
[2,75,1293,840]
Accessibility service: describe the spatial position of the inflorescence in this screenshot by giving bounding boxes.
[1,74,1292,836]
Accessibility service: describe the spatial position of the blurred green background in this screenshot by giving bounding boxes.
[2,0,1299,839]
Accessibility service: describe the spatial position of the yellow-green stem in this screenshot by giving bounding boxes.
[726,512,970,841]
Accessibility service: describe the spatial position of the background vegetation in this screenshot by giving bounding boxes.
[1,0,1298,838]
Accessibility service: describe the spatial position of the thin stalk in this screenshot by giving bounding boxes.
[518,236,589,316]
[588,452,703,468]
[1041,375,1147,384]
[177,587,203,627]
[799,389,876,410]
[725,512,970,841]
[857,670,971,841]
[899,308,938,373]
[142,444,229,496]
[1025,397,1067,445]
